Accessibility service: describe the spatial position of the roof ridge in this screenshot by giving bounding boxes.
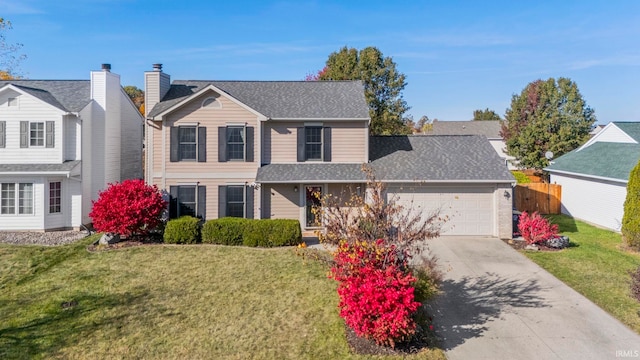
[174,80,362,83]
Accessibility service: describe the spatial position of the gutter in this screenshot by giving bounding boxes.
[545,168,627,184]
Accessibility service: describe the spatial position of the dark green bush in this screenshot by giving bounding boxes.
[622,160,640,250]
[202,217,248,245]
[202,218,302,247]
[163,216,201,244]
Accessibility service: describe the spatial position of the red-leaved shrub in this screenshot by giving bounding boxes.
[89,179,167,237]
[330,240,421,347]
[518,211,558,245]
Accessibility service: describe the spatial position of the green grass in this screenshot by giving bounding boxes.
[0,236,443,360]
[523,215,640,333]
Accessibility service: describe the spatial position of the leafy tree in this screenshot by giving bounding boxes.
[501,78,596,169]
[0,18,26,78]
[314,46,411,135]
[124,85,145,115]
[473,108,501,121]
[622,160,640,250]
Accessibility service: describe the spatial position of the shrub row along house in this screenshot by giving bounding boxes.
[0,65,143,231]
[144,64,514,238]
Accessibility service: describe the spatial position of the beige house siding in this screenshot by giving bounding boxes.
[262,120,368,164]
[262,184,300,220]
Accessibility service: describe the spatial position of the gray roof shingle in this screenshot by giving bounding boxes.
[545,142,640,182]
[0,160,82,173]
[148,80,370,119]
[369,135,514,182]
[0,80,91,112]
[256,135,514,183]
[426,120,503,138]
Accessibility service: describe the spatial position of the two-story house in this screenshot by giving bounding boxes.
[0,64,143,231]
[145,64,514,239]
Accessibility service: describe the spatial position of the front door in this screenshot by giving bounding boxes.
[305,185,322,228]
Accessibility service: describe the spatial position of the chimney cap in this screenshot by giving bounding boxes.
[101,63,111,71]
[152,63,163,71]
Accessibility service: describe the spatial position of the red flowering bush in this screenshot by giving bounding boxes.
[330,240,421,347]
[89,179,167,237]
[518,211,558,245]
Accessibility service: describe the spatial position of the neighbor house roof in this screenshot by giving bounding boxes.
[545,142,640,182]
[256,135,514,183]
[425,120,503,139]
[0,160,82,175]
[369,135,514,182]
[613,122,640,142]
[0,80,91,112]
[148,80,370,119]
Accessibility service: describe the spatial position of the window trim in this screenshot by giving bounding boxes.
[7,97,18,107]
[201,97,221,109]
[177,185,197,218]
[30,122,45,147]
[0,182,34,216]
[226,125,246,161]
[305,126,323,161]
[49,181,62,214]
[226,184,246,218]
[178,126,197,161]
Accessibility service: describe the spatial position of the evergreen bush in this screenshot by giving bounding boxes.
[164,216,201,244]
[622,160,640,250]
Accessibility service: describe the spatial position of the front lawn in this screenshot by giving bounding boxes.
[0,236,443,359]
[523,215,640,333]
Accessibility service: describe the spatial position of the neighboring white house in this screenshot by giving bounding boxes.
[545,122,640,231]
[425,120,516,169]
[0,64,143,231]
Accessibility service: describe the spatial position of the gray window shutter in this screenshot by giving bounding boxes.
[45,121,55,148]
[197,185,206,220]
[170,127,179,162]
[20,121,28,148]
[0,121,5,148]
[198,127,207,162]
[218,185,227,218]
[297,127,305,162]
[218,127,227,162]
[245,186,254,219]
[169,186,178,219]
[323,127,331,162]
[245,126,254,162]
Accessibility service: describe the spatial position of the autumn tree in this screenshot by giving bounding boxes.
[312,46,411,135]
[473,108,501,121]
[124,85,145,115]
[501,78,596,169]
[0,18,26,79]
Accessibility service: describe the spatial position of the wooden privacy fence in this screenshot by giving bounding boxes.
[514,183,562,214]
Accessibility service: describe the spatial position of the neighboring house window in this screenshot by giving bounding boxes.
[202,97,221,108]
[169,185,206,219]
[218,126,254,162]
[0,121,5,148]
[30,122,44,146]
[8,97,17,107]
[20,121,54,148]
[170,126,206,162]
[1,183,33,215]
[297,126,331,162]
[218,185,254,219]
[49,182,61,214]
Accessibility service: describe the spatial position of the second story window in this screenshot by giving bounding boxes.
[20,121,54,148]
[170,125,206,162]
[218,126,254,162]
[297,126,331,162]
[30,122,44,146]
[227,126,245,161]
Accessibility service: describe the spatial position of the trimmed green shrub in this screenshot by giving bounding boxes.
[622,160,640,250]
[164,216,201,244]
[202,217,248,245]
[511,171,531,184]
[268,219,302,246]
[243,220,272,247]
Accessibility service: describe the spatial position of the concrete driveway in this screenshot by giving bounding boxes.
[425,236,640,360]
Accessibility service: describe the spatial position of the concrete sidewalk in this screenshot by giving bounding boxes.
[425,236,640,360]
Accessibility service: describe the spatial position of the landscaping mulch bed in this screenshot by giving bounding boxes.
[502,238,562,252]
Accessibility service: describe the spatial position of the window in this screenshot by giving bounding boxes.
[1,182,33,215]
[8,97,17,107]
[178,127,197,160]
[226,185,245,218]
[170,126,206,162]
[305,127,322,161]
[30,122,44,146]
[227,126,245,161]
[169,185,206,219]
[49,182,61,213]
[202,97,221,108]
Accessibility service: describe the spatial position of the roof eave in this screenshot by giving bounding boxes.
[545,168,627,184]
[268,117,370,121]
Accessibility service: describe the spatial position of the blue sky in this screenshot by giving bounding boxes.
[2,0,639,123]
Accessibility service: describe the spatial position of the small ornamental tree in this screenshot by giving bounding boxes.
[89,179,167,237]
[622,160,640,250]
[517,211,558,245]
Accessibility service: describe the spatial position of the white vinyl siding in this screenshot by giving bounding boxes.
[551,173,626,231]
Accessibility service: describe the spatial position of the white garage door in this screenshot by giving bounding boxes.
[389,185,495,236]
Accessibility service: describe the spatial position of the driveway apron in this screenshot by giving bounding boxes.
[425,236,640,360]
